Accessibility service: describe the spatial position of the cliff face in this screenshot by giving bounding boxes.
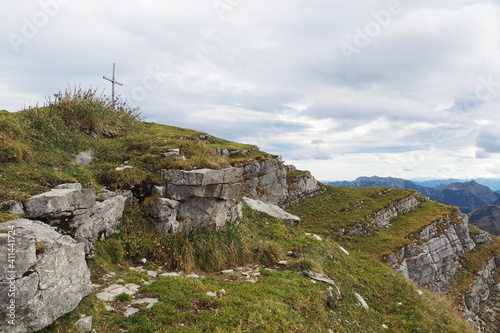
[386,213,475,292]
[384,210,500,332]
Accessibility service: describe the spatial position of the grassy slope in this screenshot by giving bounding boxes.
[40,206,473,333]
[1,93,475,332]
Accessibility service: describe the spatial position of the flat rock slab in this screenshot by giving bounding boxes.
[242,197,300,225]
[132,298,159,308]
[24,184,96,220]
[96,283,141,302]
[161,167,244,186]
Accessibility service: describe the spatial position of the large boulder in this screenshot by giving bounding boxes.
[158,168,244,232]
[21,184,128,255]
[23,183,96,227]
[0,219,92,333]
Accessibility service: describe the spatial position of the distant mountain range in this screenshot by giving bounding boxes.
[411,178,500,192]
[325,176,500,214]
[468,205,500,236]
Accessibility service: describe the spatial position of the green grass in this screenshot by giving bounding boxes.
[115,293,132,303]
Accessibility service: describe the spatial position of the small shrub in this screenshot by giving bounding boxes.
[115,292,131,302]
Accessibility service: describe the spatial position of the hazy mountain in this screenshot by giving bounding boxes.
[326,176,436,196]
[430,181,499,213]
[468,205,500,236]
[326,177,500,214]
[412,178,500,191]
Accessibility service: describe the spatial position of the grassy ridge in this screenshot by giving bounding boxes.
[288,186,417,239]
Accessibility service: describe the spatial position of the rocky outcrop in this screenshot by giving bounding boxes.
[150,156,322,234]
[156,167,243,233]
[242,197,300,225]
[146,198,181,234]
[240,157,322,207]
[341,192,420,236]
[3,183,128,255]
[0,219,92,333]
[386,213,475,293]
[476,280,500,332]
[23,183,96,225]
[367,192,420,228]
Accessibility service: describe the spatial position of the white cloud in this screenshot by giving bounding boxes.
[1,1,500,180]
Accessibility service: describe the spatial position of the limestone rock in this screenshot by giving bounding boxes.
[367,193,420,228]
[74,316,93,332]
[387,212,477,294]
[21,184,127,255]
[241,197,300,225]
[166,183,241,201]
[73,150,94,166]
[0,200,25,217]
[23,184,96,224]
[0,219,91,333]
[177,197,242,231]
[161,167,244,186]
[74,194,128,253]
[146,198,180,234]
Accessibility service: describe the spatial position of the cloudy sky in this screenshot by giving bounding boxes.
[2,0,500,181]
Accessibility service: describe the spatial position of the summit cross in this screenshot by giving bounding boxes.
[103,63,123,109]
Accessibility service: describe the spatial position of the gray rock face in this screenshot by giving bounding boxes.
[241,158,322,207]
[242,158,288,206]
[476,282,500,332]
[74,194,128,253]
[22,184,127,255]
[24,183,96,226]
[0,219,92,333]
[73,150,94,166]
[158,167,244,233]
[178,197,242,231]
[162,167,244,186]
[166,183,242,201]
[242,197,300,225]
[387,212,475,293]
[146,198,180,234]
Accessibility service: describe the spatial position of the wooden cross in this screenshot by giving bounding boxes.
[103,63,123,109]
